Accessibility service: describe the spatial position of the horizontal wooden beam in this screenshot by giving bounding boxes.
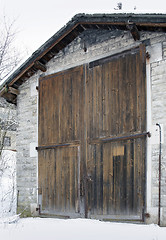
[0,86,6,97]
[36,141,80,151]
[8,87,19,95]
[34,61,47,72]
[127,23,140,41]
[89,132,151,145]
[101,131,150,142]
[2,92,17,104]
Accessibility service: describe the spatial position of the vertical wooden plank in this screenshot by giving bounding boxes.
[113,59,119,136]
[99,144,103,214]
[96,144,102,214]
[87,144,95,215]
[118,56,127,135]
[74,147,78,212]
[103,142,110,215]
[72,73,77,141]
[102,62,111,136]
[69,147,73,211]
[93,144,97,212]
[123,144,127,213]
[131,54,137,133]
[135,49,144,132]
[49,149,54,210]
[130,140,134,213]
[93,66,102,138]
[71,147,75,212]
[127,140,133,214]
[92,67,97,139]
[44,150,49,210]
[98,67,103,138]
[133,138,140,213]
[87,68,93,139]
[38,151,45,208]
[139,45,146,132]
[55,148,60,211]
[108,59,117,136]
[108,143,114,214]
[102,63,106,136]
[62,74,67,143]
[141,137,146,214]
[65,148,68,211]
[125,54,131,133]
[52,76,60,144]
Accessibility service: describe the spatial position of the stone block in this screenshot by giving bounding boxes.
[147,43,162,63]
[30,203,39,217]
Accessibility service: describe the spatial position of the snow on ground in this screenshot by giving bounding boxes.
[0,150,16,218]
[0,216,166,240]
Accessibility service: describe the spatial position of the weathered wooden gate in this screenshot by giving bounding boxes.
[85,45,147,220]
[38,66,84,217]
[38,45,147,220]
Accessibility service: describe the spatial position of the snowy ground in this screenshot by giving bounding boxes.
[0,152,166,240]
[0,216,166,240]
[0,150,16,217]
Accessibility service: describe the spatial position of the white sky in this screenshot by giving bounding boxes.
[0,0,166,56]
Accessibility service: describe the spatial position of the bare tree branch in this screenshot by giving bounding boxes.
[0,97,17,217]
[0,13,21,82]
[0,11,19,217]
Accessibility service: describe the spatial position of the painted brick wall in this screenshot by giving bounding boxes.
[16,29,166,224]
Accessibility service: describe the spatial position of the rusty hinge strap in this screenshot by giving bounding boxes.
[36,143,70,151]
[101,132,151,143]
[36,141,80,151]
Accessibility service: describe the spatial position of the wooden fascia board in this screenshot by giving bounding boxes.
[81,21,166,28]
[3,23,80,89]
[0,86,7,97]
[34,61,47,72]
[8,87,19,95]
[8,62,35,87]
[134,22,166,27]
[32,23,80,63]
[0,86,19,97]
[78,14,166,25]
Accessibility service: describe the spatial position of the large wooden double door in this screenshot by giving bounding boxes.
[38,45,147,220]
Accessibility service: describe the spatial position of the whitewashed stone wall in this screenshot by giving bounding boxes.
[146,39,166,226]
[16,76,38,216]
[16,29,166,224]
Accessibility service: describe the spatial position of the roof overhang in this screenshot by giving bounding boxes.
[1,13,166,104]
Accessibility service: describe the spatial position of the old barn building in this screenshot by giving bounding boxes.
[0,13,166,225]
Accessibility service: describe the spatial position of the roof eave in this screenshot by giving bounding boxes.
[1,13,166,104]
